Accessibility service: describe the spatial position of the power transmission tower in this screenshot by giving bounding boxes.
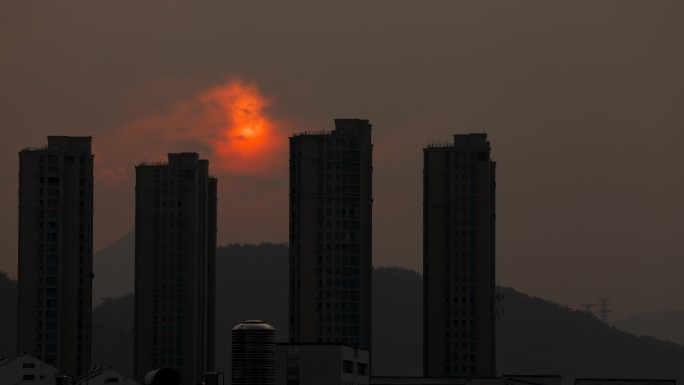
[596,298,612,323]
[495,279,505,319]
[495,291,505,319]
[580,303,596,315]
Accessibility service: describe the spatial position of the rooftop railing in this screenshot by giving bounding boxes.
[292,130,333,136]
[137,162,169,167]
[20,146,49,152]
[426,141,456,148]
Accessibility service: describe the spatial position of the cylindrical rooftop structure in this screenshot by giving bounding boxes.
[232,320,275,385]
[144,368,180,385]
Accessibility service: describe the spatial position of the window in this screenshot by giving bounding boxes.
[23,374,36,381]
[342,360,354,374]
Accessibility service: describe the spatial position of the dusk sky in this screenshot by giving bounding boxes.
[1,1,682,319]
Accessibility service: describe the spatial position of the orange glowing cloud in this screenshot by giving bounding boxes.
[98,79,284,178]
[198,81,281,173]
[94,165,127,184]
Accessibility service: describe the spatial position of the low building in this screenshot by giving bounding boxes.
[371,375,562,385]
[371,377,505,385]
[371,378,467,385]
[276,344,370,385]
[575,379,676,385]
[504,375,562,385]
[0,354,58,384]
[73,365,139,385]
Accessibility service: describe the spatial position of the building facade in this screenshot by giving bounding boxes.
[288,119,373,349]
[134,153,217,385]
[575,380,676,385]
[74,366,140,385]
[17,136,94,377]
[371,376,557,385]
[423,134,496,377]
[276,344,370,385]
[0,354,59,385]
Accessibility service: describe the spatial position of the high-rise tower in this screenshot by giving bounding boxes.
[423,133,496,377]
[17,136,94,376]
[134,153,217,385]
[288,119,373,349]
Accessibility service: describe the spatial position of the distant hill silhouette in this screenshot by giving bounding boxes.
[92,294,134,376]
[2,243,684,383]
[214,243,289,377]
[372,267,422,376]
[93,229,135,303]
[497,287,684,381]
[614,309,684,346]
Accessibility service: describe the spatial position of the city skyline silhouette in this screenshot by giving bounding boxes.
[1,0,682,329]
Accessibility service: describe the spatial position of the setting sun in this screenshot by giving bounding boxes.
[199,80,280,173]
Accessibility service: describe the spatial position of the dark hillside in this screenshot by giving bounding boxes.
[214,243,289,374]
[372,267,422,376]
[5,242,684,383]
[497,287,684,382]
[93,230,135,303]
[92,294,134,376]
[614,309,684,346]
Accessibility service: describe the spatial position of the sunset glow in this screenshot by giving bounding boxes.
[200,81,280,172]
[96,79,284,179]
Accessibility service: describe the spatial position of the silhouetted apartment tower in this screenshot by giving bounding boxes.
[17,136,94,377]
[134,153,217,385]
[289,119,373,349]
[423,134,496,377]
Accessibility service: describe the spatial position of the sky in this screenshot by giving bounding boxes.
[1,1,682,319]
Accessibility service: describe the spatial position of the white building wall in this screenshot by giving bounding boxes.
[505,376,562,385]
[0,355,58,385]
[575,380,676,385]
[74,367,140,385]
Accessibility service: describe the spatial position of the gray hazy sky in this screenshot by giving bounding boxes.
[1,1,682,318]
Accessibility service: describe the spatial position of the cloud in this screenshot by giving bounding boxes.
[95,78,285,181]
[88,78,290,249]
[94,165,127,185]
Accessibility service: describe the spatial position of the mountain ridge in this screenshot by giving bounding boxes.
[614,309,684,346]
[2,243,683,383]
[93,229,135,302]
